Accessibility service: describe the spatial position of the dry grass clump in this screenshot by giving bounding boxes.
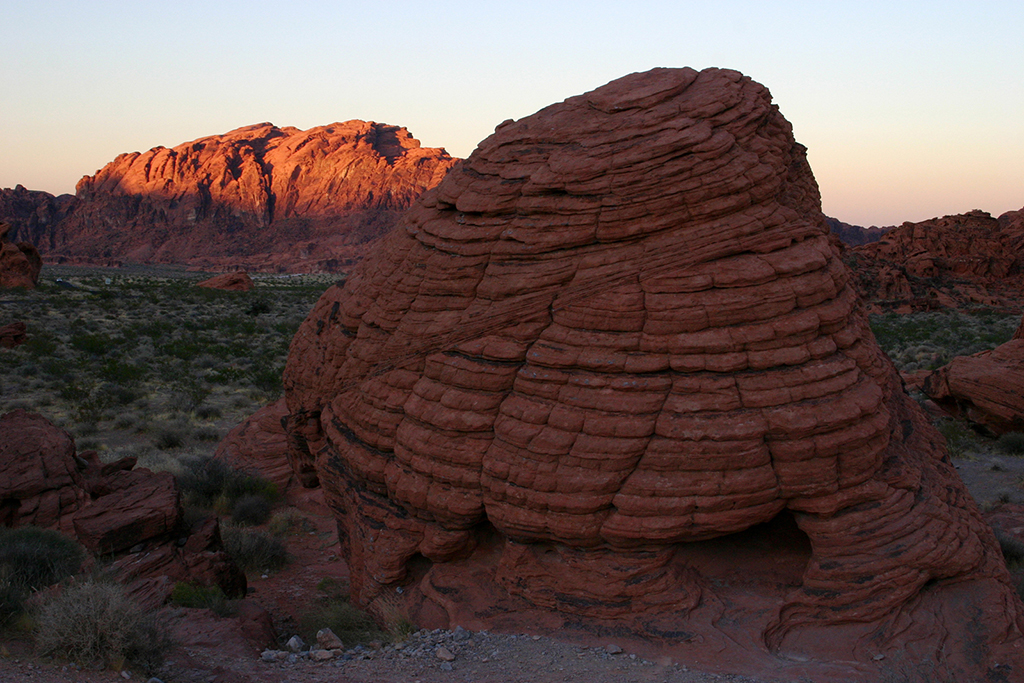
[35,579,169,673]
[0,527,85,627]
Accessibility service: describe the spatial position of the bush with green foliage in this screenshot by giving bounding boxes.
[169,581,235,617]
[0,527,85,626]
[221,527,288,572]
[937,419,977,458]
[35,580,169,672]
[176,455,278,512]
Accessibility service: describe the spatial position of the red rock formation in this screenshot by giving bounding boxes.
[848,208,1024,312]
[0,222,42,288]
[0,321,27,348]
[0,185,77,252]
[215,397,296,492]
[196,271,255,292]
[0,409,245,604]
[923,318,1024,434]
[278,68,1024,678]
[825,216,888,246]
[44,121,456,272]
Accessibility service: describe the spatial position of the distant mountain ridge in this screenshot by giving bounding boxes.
[1,121,457,272]
[825,216,889,246]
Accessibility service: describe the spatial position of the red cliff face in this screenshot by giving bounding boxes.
[49,121,457,272]
[0,222,42,289]
[847,208,1024,312]
[274,68,1024,678]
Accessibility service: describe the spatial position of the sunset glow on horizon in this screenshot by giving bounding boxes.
[2,1,1021,228]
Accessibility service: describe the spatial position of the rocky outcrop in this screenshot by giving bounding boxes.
[40,121,456,272]
[847,208,1024,312]
[0,222,42,288]
[0,409,245,605]
[196,271,254,292]
[825,216,888,246]
[0,321,27,349]
[0,185,77,252]
[277,68,1024,679]
[215,397,296,491]
[923,317,1024,434]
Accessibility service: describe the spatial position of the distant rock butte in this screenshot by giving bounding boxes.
[196,271,254,291]
[33,121,457,272]
[825,216,888,246]
[274,67,1024,678]
[847,208,1024,312]
[0,221,42,288]
[0,185,77,252]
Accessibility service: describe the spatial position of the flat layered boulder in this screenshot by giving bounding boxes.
[924,317,1024,434]
[279,68,1024,678]
[196,271,254,291]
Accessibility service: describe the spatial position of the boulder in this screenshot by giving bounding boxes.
[215,397,298,491]
[278,67,1024,678]
[0,321,27,348]
[923,317,1024,434]
[0,222,42,289]
[196,271,255,292]
[0,409,245,603]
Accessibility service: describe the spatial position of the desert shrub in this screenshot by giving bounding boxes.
[247,361,283,397]
[193,426,222,442]
[221,527,288,572]
[232,494,272,526]
[195,405,222,420]
[938,419,976,458]
[0,526,85,592]
[35,580,169,672]
[267,508,308,536]
[246,299,271,317]
[168,378,211,413]
[997,432,1024,456]
[177,456,278,511]
[154,427,186,450]
[297,597,384,647]
[169,581,235,617]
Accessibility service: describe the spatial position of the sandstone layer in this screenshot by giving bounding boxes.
[0,409,245,607]
[923,316,1024,434]
[0,222,42,288]
[847,208,1024,312]
[277,68,1023,679]
[0,185,77,251]
[28,121,456,272]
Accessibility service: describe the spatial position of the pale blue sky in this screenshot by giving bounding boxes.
[1,1,1021,226]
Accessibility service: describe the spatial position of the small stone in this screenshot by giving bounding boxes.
[130,543,145,553]
[146,678,164,683]
[605,644,623,655]
[317,627,344,650]
[873,654,886,661]
[453,626,471,642]
[260,650,280,663]
[120,671,131,680]
[531,635,541,641]
[436,646,456,662]
[440,662,453,671]
[286,635,306,652]
[310,649,335,661]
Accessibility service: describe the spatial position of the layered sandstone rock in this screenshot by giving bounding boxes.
[848,208,1024,312]
[215,397,296,491]
[923,317,1024,434]
[279,68,1023,677]
[0,410,245,604]
[39,121,456,272]
[0,222,42,288]
[0,321,27,348]
[196,271,255,291]
[0,185,77,252]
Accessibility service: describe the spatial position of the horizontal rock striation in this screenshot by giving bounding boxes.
[279,68,1023,676]
[35,121,456,272]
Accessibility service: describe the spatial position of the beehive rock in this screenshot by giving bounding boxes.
[281,68,1024,676]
